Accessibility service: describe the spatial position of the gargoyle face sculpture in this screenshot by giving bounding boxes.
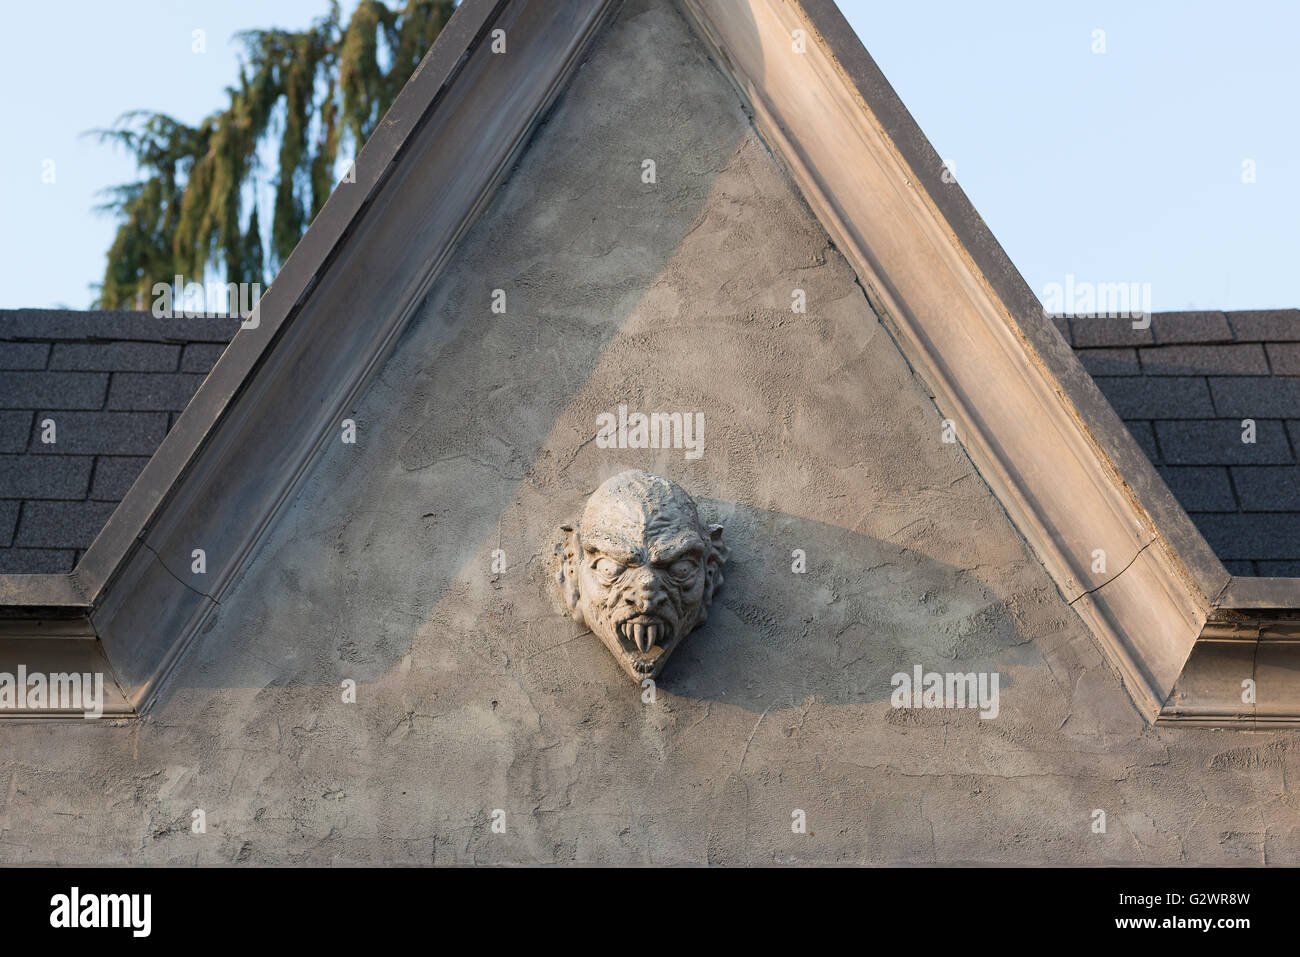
[556,470,727,681]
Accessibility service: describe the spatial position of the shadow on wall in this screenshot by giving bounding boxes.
[616,502,1028,715]
[163,0,764,707]
[179,482,1030,717]
[154,1,1036,717]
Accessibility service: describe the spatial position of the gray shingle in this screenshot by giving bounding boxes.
[0,309,242,342]
[0,372,107,410]
[1265,342,1300,376]
[1156,466,1235,511]
[1154,419,1292,465]
[180,343,228,374]
[27,412,168,456]
[89,456,150,501]
[50,342,180,372]
[1091,376,1213,418]
[1230,466,1300,512]
[0,548,76,574]
[0,501,17,547]
[1209,377,1300,418]
[0,455,92,500]
[1049,316,1070,344]
[1069,315,1155,348]
[14,500,117,549]
[107,373,207,412]
[1076,348,1140,376]
[1124,421,1161,463]
[0,309,242,574]
[0,412,32,453]
[1138,343,1268,376]
[1150,311,1232,344]
[1226,309,1300,342]
[1192,513,1300,561]
[0,342,50,369]
[1070,316,1300,574]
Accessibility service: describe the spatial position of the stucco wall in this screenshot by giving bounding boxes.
[1,0,1296,865]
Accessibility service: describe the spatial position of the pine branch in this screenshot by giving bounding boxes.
[91,1,452,309]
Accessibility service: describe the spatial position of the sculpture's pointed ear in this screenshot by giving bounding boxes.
[706,524,728,567]
[697,523,728,624]
[554,523,584,623]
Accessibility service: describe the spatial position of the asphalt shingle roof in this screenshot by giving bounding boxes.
[1066,308,1300,576]
[0,310,238,574]
[1,307,1298,578]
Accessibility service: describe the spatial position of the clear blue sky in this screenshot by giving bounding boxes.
[1,0,1295,311]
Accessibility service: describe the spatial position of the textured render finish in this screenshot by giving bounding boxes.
[1066,310,1300,575]
[1,1,1298,864]
[0,311,236,572]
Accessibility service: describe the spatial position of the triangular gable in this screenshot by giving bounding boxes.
[1,0,1294,726]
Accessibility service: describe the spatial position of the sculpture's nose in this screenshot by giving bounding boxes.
[624,569,661,614]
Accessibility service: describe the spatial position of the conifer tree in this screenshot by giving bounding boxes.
[91,0,455,308]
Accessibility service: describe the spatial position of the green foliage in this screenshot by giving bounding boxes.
[90,0,455,308]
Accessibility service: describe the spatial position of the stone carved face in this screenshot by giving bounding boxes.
[556,470,727,681]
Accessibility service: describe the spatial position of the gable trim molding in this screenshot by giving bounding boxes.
[681,0,1300,725]
[0,0,620,713]
[1,0,1298,725]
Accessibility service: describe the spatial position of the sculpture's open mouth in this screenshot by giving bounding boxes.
[617,615,667,653]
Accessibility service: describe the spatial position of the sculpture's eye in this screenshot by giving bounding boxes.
[668,558,698,582]
[593,557,625,582]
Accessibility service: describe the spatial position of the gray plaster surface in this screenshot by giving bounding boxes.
[1,0,1297,865]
